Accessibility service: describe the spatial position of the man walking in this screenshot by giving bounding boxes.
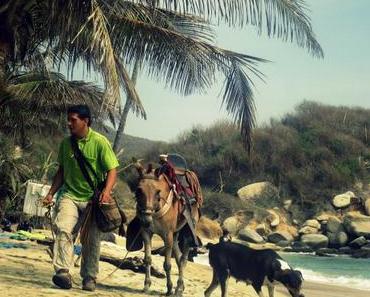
[43,105,119,291]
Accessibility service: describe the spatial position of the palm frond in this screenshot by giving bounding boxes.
[107,1,215,43]
[0,70,115,137]
[108,14,266,94]
[114,55,146,119]
[1,71,104,113]
[221,64,256,152]
[81,1,121,111]
[132,0,323,57]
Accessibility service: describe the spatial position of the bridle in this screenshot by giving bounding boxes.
[136,173,176,220]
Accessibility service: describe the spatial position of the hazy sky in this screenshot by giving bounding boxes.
[116,0,370,141]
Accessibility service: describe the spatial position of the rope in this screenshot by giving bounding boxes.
[98,227,143,282]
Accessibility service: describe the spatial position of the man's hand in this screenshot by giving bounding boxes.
[42,194,54,207]
[99,190,112,204]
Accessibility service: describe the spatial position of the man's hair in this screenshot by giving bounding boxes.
[67,104,92,126]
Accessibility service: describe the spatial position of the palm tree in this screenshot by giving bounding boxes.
[0,0,323,150]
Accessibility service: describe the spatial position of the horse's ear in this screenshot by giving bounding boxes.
[134,160,144,178]
[146,163,153,174]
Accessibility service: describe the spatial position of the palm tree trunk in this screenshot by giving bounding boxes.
[0,40,9,91]
[113,59,141,153]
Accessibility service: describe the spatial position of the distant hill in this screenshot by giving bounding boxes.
[94,125,165,160]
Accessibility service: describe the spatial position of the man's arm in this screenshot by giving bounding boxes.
[42,166,64,206]
[99,168,117,204]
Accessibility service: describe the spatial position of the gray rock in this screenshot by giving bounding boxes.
[317,248,338,254]
[343,214,370,238]
[338,246,354,255]
[332,191,356,208]
[237,227,265,243]
[352,249,370,259]
[283,246,314,253]
[303,219,321,229]
[361,243,370,251]
[326,217,343,233]
[291,241,309,249]
[276,240,290,247]
[300,234,329,249]
[348,236,368,249]
[327,231,348,248]
[267,231,294,244]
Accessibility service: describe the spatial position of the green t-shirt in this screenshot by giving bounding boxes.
[57,128,119,202]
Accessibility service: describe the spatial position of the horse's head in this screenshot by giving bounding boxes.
[135,163,171,227]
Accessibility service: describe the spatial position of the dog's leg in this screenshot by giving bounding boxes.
[142,230,152,292]
[267,283,274,297]
[204,271,219,297]
[164,233,174,296]
[219,271,230,297]
[252,282,265,297]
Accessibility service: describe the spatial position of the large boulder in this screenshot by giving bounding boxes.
[222,216,244,236]
[343,212,370,238]
[238,227,265,244]
[327,231,348,248]
[237,182,279,201]
[267,231,294,244]
[332,191,356,208]
[326,217,343,233]
[301,234,329,249]
[303,219,321,229]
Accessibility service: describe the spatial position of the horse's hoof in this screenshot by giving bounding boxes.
[143,285,151,293]
[165,289,173,296]
[175,288,184,297]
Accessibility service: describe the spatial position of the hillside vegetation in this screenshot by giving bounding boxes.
[140,101,370,219]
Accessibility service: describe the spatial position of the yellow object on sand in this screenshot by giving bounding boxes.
[16,230,47,241]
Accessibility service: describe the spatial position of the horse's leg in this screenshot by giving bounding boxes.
[172,232,181,267]
[142,230,152,292]
[164,232,174,296]
[175,238,190,297]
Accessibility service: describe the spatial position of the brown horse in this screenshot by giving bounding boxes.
[135,164,200,296]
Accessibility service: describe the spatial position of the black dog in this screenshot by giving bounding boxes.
[205,241,304,297]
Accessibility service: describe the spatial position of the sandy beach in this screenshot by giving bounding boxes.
[0,234,369,297]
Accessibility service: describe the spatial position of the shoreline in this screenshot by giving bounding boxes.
[0,235,369,297]
[282,281,370,297]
